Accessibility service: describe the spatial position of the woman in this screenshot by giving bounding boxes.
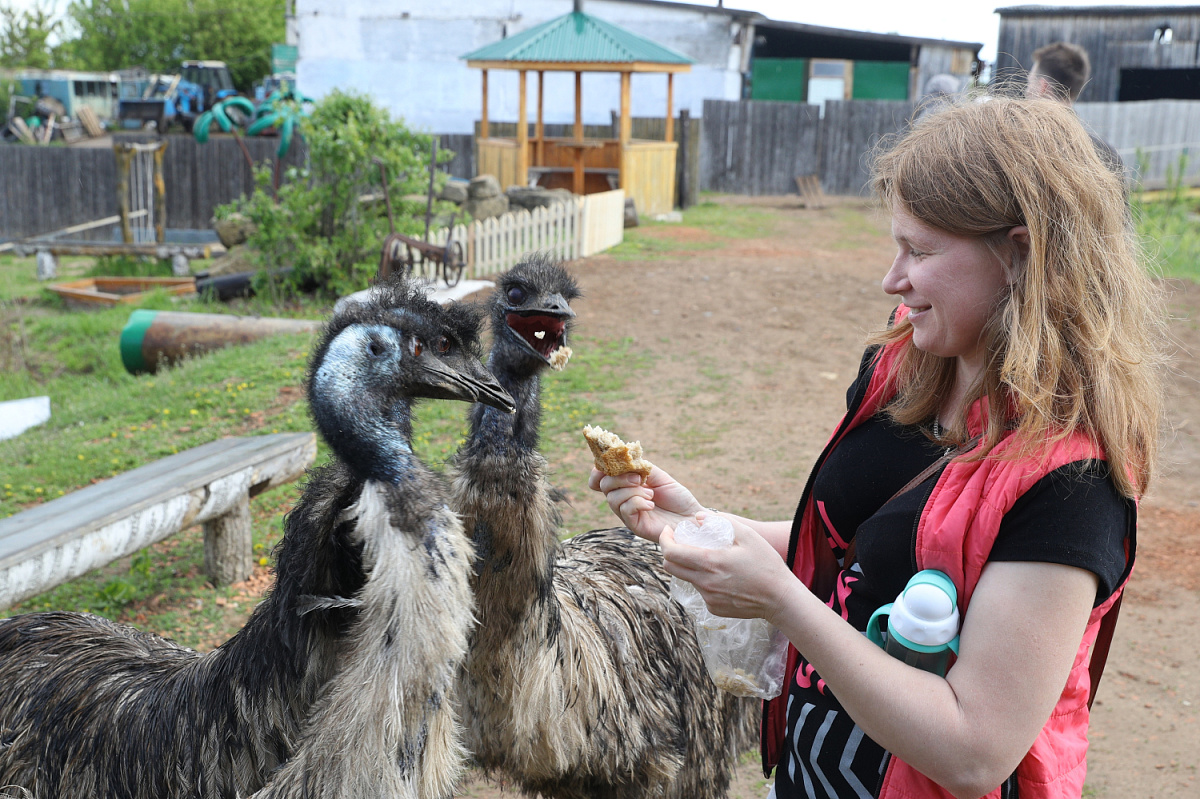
[591,97,1165,799]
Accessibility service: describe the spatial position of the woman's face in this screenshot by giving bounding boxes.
[882,206,1021,386]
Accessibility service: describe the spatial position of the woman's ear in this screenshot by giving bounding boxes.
[1004,225,1031,284]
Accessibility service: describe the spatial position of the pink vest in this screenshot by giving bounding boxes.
[763,336,1130,799]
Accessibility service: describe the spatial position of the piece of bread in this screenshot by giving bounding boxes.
[583,424,653,478]
[548,345,572,371]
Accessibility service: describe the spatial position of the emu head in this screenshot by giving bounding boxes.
[491,254,580,378]
[308,277,514,482]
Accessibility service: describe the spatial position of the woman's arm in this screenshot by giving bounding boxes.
[660,521,1098,799]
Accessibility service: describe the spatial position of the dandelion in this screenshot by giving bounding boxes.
[34,487,43,494]
[162,409,170,415]
[77,454,85,460]
[190,409,199,415]
[258,557,270,567]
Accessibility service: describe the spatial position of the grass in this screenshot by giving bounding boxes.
[1133,191,1200,284]
[0,253,648,648]
[608,195,783,260]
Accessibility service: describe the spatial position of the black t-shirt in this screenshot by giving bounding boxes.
[772,411,1134,799]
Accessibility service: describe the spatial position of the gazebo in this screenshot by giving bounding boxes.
[460,2,692,217]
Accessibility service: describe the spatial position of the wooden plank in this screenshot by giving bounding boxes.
[0,433,315,565]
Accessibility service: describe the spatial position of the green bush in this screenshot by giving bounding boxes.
[222,89,461,299]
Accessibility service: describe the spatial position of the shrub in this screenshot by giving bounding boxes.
[221,89,460,299]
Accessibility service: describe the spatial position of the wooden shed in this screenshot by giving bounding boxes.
[461,4,692,217]
[995,5,1200,102]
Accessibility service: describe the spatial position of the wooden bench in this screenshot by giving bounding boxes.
[0,432,317,610]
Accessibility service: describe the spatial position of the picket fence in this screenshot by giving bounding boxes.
[424,189,625,280]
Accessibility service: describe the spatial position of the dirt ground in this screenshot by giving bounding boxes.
[457,195,1200,797]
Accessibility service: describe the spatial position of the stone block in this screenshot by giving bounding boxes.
[468,174,502,199]
[464,194,509,220]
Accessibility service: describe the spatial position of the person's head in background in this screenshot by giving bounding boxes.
[1027,42,1090,104]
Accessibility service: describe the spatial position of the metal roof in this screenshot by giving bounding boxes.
[995,4,1200,16]
[461,11,694,66]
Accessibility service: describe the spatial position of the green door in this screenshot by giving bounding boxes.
[851,61,910,100]
[751,58,808,102]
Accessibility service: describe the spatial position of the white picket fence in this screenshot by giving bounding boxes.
[426,189,625,279]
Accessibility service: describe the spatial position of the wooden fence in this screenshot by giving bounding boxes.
[0,146,118,241]
[700,98,916,197]
[700,97,1200,197]
[424,189,624,279]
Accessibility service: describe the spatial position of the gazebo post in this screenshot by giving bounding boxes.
[536,70,545,167]
[665,72,674,142]
[618,70,631,193]
[481,69,489,139]
[517,69,529,186]
[573,70,584,196]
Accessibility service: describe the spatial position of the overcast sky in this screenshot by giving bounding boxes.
[724,1,1198,64]
[9,0,1200,66]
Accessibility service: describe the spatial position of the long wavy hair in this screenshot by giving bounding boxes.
[869,96,1165,498]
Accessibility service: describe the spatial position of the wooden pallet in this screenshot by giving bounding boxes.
[794,174,829,209]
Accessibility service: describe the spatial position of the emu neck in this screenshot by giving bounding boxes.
[457,355,558,629]
[468,350,543,453]
[318,395,419,486]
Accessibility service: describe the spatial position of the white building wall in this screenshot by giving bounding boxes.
[295,0,750,133]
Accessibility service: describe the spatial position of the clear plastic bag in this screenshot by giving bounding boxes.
[669,515,789,699]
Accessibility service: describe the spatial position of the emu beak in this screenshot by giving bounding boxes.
[415,352,516,413]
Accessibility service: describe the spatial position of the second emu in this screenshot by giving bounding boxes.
[449,256,759,798]
[0,278,513,799]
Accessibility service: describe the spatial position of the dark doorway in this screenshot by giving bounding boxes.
[1118,68,1200,101]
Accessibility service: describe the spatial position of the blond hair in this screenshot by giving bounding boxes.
[870,97,1164,498]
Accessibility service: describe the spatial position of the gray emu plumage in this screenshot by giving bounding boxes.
[0,278,513,799]
[449,256,758,799]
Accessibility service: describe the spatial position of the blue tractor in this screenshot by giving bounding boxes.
[118,61,238,132]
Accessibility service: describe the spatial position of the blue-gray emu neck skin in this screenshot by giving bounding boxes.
[0,277,512,799]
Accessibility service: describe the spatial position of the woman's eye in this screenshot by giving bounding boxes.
[909,249,926,259]
[436,336,451,354]
[507,286,526,304]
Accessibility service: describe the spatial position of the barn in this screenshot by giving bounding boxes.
[994,4,1200,102]
[291,0,981,133]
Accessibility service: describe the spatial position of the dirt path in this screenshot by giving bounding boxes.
[460,195,1200,797]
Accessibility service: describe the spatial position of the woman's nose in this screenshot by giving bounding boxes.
[881,256,909,296]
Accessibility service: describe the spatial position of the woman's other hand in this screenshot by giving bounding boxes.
[659,515,794,623]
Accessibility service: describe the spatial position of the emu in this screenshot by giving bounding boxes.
[0,278,514,799]
[449,256,759,798]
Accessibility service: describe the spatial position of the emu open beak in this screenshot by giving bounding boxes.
[415,352,516,413]
[504,293,576,362]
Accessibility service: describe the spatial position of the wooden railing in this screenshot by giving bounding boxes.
[425,189,625,278]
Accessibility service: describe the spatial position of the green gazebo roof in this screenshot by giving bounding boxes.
[462,11,693,69]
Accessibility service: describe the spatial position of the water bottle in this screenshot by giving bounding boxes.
[866,570,960,676]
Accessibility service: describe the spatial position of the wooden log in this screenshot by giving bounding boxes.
[120,309,320,374]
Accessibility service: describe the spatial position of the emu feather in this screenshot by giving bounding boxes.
[449,256,758,798]
[0,277,510,799]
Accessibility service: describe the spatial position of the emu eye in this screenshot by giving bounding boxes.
[507,286,527,305]
[435,336,452,354]
[411,339,423,357]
